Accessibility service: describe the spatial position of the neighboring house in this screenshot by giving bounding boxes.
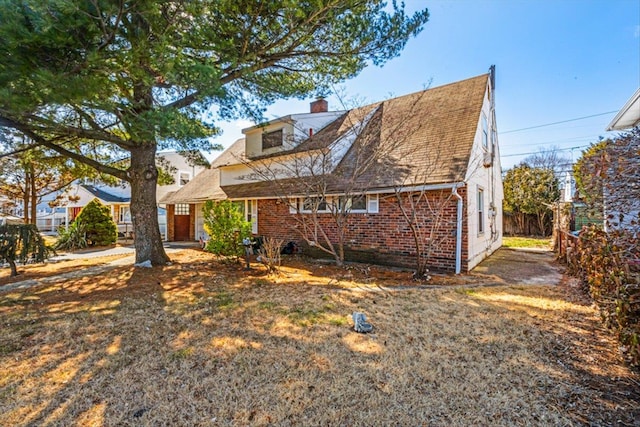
[38,151,208,238]
[607,88,640,131]
[46,183,133,236]
[162,70,503,273]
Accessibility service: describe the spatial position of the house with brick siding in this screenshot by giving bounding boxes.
[161,69,503,272]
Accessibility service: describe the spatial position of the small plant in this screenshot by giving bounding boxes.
[258,236,283,274]
[55,221,88,251]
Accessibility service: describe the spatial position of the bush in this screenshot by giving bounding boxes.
[568,225,640,367]
[75,198,117,246]
[55,220,88,251]
[202,200,252,258]
[0,224,53,276]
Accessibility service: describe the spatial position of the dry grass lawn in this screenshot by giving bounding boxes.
[0,249,638,426]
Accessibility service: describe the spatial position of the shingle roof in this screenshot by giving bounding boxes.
[82,185,130,203]
[222,73,489,198]
[159,138,245,204]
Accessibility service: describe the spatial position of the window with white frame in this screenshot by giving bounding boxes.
[232,200,258,234]
[179,172,191,186]
[302,196,329,213]
[477,188,485,234]
[119,206,131,223]
[481,113,489,149]
[293,194,378,214]
[338,195,367,212]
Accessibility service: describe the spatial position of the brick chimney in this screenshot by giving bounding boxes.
[310,97,328,113]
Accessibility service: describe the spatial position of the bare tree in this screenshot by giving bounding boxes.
[239,91,429,267]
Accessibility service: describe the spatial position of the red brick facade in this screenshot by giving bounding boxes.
[166,204,175,241]
[257,188,469,272]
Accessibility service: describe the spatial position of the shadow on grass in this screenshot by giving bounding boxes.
[0,257,638,426]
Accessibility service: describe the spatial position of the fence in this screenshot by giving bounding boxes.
[555,229,578,269]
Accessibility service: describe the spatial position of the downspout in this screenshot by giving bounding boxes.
[452,185,463,274]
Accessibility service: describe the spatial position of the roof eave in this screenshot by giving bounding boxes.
[607,88,640,131]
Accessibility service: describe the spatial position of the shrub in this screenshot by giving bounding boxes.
[75,198,117,246]
[0,224,53,276]
[55,220,88,251]
[568,225,640,367]
[202,200,252,258]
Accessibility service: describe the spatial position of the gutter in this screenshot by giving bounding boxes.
[452,185,464,274]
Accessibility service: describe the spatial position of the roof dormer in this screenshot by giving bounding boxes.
[242,99,344,159]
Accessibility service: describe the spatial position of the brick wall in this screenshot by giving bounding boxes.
[189,204,196,241]
[166,204,175,241]
[257,188,469,272]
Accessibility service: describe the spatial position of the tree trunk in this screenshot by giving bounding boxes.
[129,144,170,266]
[23,171,30,224]
[8,259,18,277]
[30,173,37,225]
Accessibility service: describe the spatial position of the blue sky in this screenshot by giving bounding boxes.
[209,0,640,171]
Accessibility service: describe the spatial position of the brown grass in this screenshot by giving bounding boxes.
[0,249,638,426]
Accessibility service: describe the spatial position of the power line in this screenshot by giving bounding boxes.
[501,145,588,158]
[500,111,618,134]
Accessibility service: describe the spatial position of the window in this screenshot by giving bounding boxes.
[230,200,258,233]
[477,188,485,234]
[179,172,191,186]
[119,206,131,223]
[338,195,367,212]
[481,114,488,149]
[294,194,378,214]
[302,196,328,213]
[262,129,283,150]
[175,204,190,215]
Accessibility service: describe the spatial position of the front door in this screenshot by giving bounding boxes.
[174,204,191,241]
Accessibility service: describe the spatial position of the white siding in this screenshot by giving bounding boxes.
[465,82,503,270]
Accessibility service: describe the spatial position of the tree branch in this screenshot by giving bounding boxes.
[0,116,129,181]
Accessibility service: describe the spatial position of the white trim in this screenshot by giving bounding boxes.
[300,196,331,213]
[288,197,298,214]
[249,199,258,234]
[607,87,640,131]
[268,182,466,200]
[477,186,485,235]
[367,194,379,213]
[452,187,463,275]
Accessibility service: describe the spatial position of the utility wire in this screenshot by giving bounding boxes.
[500,111,618,134]
[501,145,588,158]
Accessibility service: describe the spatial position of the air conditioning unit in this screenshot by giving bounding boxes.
[482,151,493,168]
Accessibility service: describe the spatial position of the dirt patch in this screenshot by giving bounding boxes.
[471,247,563,286]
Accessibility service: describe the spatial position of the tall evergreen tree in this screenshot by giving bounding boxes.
[0,0,429,265]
